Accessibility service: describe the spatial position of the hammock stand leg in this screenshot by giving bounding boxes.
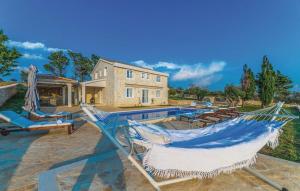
[86,121,161,190]
[244,102,288,191]
[244,167,288,191]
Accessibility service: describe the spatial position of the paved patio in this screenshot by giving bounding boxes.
[41,105,177,113]
[0,107,299,191]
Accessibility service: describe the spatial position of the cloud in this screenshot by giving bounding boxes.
[132,60,152,69]
[293,84,300,92]
[47,47,65,52]
[172,61,226,81]
[133,60,179,70]
[7,40,45,49]
[22,53,45,60]
[14,66,29,72]
[132,60,226,87]
[6,40,66,52]
[194,74,223,87]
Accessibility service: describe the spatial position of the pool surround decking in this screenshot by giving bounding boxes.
[0,106,299,191]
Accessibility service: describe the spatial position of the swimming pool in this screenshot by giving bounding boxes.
[115,107,197,121]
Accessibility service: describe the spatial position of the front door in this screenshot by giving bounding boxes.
[142,89,149,104]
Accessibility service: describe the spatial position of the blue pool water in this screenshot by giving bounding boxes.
[115,107,196,121]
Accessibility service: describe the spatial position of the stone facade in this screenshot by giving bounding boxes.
[0,84,18,107]
[88,58,169,107]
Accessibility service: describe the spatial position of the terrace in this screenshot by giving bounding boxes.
[0,106,299,191]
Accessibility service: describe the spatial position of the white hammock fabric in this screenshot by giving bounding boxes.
[131,118,284,178]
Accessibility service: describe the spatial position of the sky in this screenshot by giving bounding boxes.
[0,0,300,91]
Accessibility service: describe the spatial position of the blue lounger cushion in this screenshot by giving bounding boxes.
[22,107,71,118]
[0,111,73,129]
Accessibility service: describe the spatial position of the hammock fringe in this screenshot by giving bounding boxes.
[142,129,282,179]
[267,129,281,149]
[143,153,258,179]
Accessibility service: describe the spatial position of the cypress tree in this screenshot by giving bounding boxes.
[257,56,276,108]
[240,64,256,107]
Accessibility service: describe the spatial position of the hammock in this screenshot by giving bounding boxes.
[129,118,284,178]
[82,102,298,190]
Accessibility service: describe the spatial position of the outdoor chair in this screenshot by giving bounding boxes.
[22,107,72,120]
[0,111,74,136]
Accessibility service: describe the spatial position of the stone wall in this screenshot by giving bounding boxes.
[0,83,18,107]
[168,99,193,106]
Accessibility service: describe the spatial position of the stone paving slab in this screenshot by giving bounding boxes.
[55,152,300,191]
[0,116,299,191]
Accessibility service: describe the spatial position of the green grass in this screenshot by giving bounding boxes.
[238,104,260,112]
[0,81,16,87]
[169,96,196,100]
[238,104,300,162]
[0,84,26,113]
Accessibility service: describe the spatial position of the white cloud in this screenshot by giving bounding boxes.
[293,84,300,92]
[194,74,223,87]
[132,60,226,87]
[14,66,29,72]
[155,61,179,69]
[7,40,45,49]
[172,61,226,81]
[6,40,66,52]
[47,47,65,52]
[132,60,152,69]
[22,53,45,60]
[133,60,179,70]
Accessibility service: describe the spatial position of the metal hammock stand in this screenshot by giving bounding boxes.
[82,102,298,191]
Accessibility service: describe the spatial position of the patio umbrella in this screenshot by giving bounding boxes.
[24,65,40,112]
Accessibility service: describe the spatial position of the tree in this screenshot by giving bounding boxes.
[90,54,100,67]
[240,64,256,107]
[188,86,209,101]
[257,56,276,108]
[224,85,243,107]
[274,70,293,101]
[168,87,177,97]
[44,51,69,77]
[68,51,94,82]
[0,30,21,76]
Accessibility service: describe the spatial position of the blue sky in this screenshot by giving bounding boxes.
[1,0,300,91]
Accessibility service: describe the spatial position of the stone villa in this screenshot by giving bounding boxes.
[37,58,169,107]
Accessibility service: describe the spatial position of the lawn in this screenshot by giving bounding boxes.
[238,104,300,162]
[0,84,26,113]
[0,81,16,87]
[169,96,196,100]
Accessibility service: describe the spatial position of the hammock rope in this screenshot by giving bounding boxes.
[82,102,299,182]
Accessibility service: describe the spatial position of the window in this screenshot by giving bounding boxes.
[141,72,149,79]
[156,75,161,82]
[94,72,98,80]
[156,90,161,98]
[126,88,133,98]
[104,67,107,76]
[99,71,102,77]
[127,70,133,78]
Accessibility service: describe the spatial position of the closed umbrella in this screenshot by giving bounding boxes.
[24,65,40,112]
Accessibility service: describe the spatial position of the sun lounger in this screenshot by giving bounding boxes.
[22,107,72,120]
[216,109,240,117]
[178,113,195,121]
[204,116,221,122]
[0,111,74,136]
